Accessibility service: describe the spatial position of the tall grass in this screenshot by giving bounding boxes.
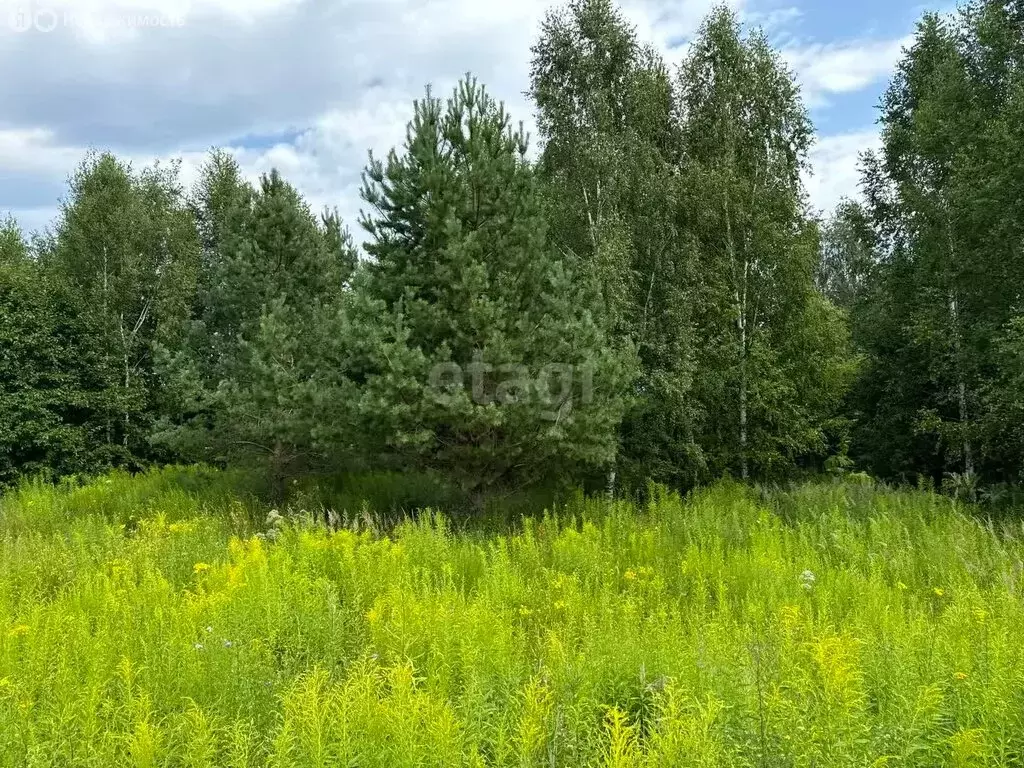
[2,469,1024,766]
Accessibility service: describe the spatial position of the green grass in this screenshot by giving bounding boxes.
[2,468,1024,766]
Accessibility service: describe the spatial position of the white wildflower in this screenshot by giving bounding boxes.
[800,570,816,591]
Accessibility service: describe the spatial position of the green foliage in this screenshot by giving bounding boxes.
[678,8,853,482]
[154,153,359,495]
[817,199,876,310]
[0,218,106,485]
[850,0,1024,492]
[3,471,1024,764]
[6,0,1024,506]
[532,2,853,491]
[531,0,699,491]
[40,152,201,470]
[353,76,636,501]
[980,314,1024,482]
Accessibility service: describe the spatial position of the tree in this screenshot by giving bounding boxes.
[530,0,701,491]
[677,6,852,480]
[981,313,1024,483]
[154,152,359,495]
[185,148,257,389]
[852,2,1024,488]
[42,152,200,469]
[0,217,103,485]
[320,207,359,290]
[354,76,636,505]
[817,199,876,310]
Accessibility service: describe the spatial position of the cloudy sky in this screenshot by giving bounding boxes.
[0,0,940,242]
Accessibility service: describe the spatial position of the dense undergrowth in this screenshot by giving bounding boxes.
[2,468,1024,766]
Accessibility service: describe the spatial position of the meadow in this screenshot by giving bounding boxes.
[2,468,1024,766]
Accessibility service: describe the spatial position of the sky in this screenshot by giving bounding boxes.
[0,0,944,243]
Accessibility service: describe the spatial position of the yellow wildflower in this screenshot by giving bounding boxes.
[365,599,385,625]
[933,588,945,598]
[7,625,29,638]
[519,606,534,617]
[780,605,801,628]
[954,671,968,681]
[973,608,988,623]
[553,600,567,611]
[624,569,637,582]
[193,562,212,574]
[897,581,908,591]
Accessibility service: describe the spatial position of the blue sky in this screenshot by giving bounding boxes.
[0,0,943,241]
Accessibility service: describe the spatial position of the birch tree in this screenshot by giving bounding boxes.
[677,7,849,479]
[530,0,701,490]
[44,152,200,468]
[853,1,1024,488]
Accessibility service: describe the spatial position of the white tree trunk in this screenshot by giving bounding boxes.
[724,192,749,481]
[739,308,748,481]
[946,207,974,484]
[949,294,974,481]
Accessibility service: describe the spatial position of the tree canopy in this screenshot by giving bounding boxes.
[3,0,1024,507]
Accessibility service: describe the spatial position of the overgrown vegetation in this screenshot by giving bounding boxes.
[1,469,1022,765]
[5,3,1024,757]
[6,0,1024,503]
[6,1,1024,764]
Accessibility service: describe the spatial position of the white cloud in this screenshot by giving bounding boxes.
[619,0,745,54]
[804,129,880,216]
[0,127,82,174]
[0,0,552,236]
[782,36,910,106]
[745,5,802,35]
[222,94,416,233]
[0,0,900,238]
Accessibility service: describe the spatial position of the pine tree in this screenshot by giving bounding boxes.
[354,76,636,505]
[187,149,257,388]
[155,152,358,493]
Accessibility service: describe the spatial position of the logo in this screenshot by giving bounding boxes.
[8,5,36,32]
[7,4,59,32]
[5,3,191,33]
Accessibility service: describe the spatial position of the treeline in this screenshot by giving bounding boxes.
[1,0,1021,506]
[824,1,1024,499]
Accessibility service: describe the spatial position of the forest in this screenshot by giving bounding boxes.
[2,0,1023,509]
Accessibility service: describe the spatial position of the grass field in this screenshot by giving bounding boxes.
[2,468,1024,766]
